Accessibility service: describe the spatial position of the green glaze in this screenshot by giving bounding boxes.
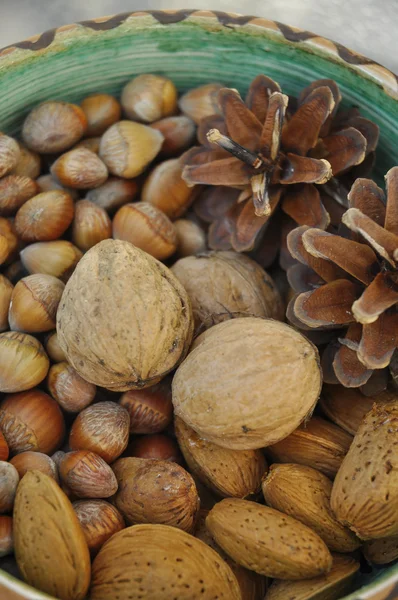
[0,11,397,600]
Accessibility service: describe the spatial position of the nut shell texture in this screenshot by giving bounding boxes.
[91,524,241,600]
[57,239,193,391]
[172,318,321,449]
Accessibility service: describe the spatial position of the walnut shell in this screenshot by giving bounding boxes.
[171,251,284,331]
[57,239,193,391]
[172,318,322,449]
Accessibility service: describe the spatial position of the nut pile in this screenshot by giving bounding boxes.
[0,72,396,600]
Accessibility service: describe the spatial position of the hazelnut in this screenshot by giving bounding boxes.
[69,402,130,463]
[8,274,65,333]
[121,75,177,123]
[0,236,9,266]
[10,143,41,179]
[10,451,58,481]
[47,361,96,413]
[150,115,196,157]
[0,175,39,216]
[174,218,207,257]
[72,200,112,251]
[22,101,87,153]
[99,121,163,178]
[56,240,193,391]
[178,82,223,124]
[81,94,121,136]
[171,251,284,332]
[113,202,177,260]
[14,190,75,242]
[112,457,199,532]
[0,333,50,393]
[141,159,196,219]
[86,177,138,214]
[20,240,83,281]
[36,174,80,201]
[51,450,66,470]
[0,431,9,462]
[124,434,182,463]
[0,275,13,332]
[0,462,19,513]
[74,137,101,154]
[44,331,67,363]
[59,450,118,498]
[0,218,19,261]
[119,384,173,434]
[0,389,64,454]
[0,515,13,557]
[51,148,108,190]
[73,499,125,555]
[0,133,20,177]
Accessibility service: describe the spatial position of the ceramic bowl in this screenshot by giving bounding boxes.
[0,9,397,600]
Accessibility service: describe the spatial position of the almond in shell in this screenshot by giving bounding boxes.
[363,536,398,565]
[206,498,332,579]
[13,470,90,600]
[262,463,360,552]
[331,402,398,540]
[91,523,241,600]
[175,416,267,498]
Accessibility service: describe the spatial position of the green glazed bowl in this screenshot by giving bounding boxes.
[0,9,397,600]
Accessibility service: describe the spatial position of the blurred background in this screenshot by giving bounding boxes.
[0,0,397,74]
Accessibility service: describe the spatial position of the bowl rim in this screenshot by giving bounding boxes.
[0,9,397,101]
[0,8,397,600]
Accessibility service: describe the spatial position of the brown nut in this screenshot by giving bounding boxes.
[0,461,19,513]
[51,148,108,189]
[141,159,196,219]
[0,275,13,332]
[72,199,112,251]
[0,175,39,216]
[69,401,130,463]
[124,434,182,463]
[0,333,50,393]
[331,402,398,540]
[8,274,65,333]
[47,361,96,413]
[206,498,332,579]
[0,218,19,261]
[268,417,353,479]
[73,499,125,555]
[36,174,80,201]
[113,202,177,260]
[174,218,207,257]
[0,431,9,462]
[112,457,199,532]
[0,515,13,557]
[56,239,193,391]
[22,101,88,153]
[14,470,91,600]
[0,389,64,454]
[60,450,118,498]
[175,416,267,499]
[86,177,138,213]
[0,133,20,177]
[178,82,223,124]
[118,383,173,434]
[44,330,67,362]
[150,115,196,156]
[21,240,83,281]
[81,94,121,136]
[172,318,321,450]
[0,236,9,266]
[121,74,177,123]
[265,554,360,600]
[91,524,241,600]
[14,190,75,242]
[99,121,163,178]
[10,143,41,179]
[10,451,58,481]
[262,464,360,553]
[363,536,398,565]
[172,251,284,331]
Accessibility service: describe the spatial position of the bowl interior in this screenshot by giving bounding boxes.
[0,10,397,600]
